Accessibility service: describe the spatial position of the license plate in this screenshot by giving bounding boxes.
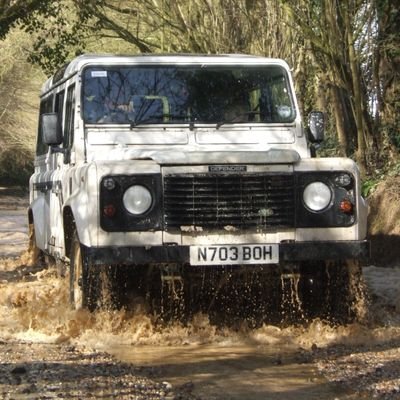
[189,244,279,266]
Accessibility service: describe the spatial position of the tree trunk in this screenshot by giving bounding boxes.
[331,85,348,156]
[345,10,367,175]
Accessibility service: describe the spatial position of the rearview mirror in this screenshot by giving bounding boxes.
[308,111,325,143]
[41,113,62,146]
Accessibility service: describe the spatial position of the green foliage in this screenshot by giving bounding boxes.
[316,134,342,158]
[362,159,400,198]
[0,0,399,186]
[0,148,34,186]
[0,0,52,39]
[0,29,44,187]
[362,178,380,198]
[21,1,94,74]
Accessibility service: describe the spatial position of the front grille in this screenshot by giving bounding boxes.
[163,174,295,230]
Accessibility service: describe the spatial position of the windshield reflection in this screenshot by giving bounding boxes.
[82,65,295,125]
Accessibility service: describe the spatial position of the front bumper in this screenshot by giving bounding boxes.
[83,240,370,266]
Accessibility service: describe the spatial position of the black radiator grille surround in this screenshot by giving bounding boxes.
[163,173,296,230]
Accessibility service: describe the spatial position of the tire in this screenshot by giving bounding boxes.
[69,231,99,311]
[326,259,366,323]
[299,260,366,323]
[27,222,44,266]
[69,231,124,311]
[298,261,329,320]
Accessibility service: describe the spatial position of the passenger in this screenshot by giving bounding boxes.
[223,100,249,122]
[97,96,131,123]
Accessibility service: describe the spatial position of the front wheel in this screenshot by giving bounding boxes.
[69,231,122,311]
[26,222,44,266]
[299,260,366,323]
[69,231,99,311]
[326,259,367,323]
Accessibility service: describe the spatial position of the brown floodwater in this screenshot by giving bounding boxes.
[0,204,399,399]
[1,259,397,399]
[107,341,351,399]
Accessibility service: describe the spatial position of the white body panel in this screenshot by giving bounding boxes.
[29,54,367,264]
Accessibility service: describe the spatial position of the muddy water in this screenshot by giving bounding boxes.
[109,343,337,399]
[0,199,399,399]
[0,266,356,399]
[0,209,28,258]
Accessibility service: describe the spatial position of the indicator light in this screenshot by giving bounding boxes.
[339,199,353,214]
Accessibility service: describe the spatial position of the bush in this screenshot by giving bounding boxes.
[0,147,34,186]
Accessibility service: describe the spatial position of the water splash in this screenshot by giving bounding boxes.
[1,256,399,352]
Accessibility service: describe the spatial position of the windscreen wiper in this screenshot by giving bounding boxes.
[130,117,157,129]
[130,115,193,129]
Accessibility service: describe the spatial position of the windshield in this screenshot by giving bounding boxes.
[82,65,295,125]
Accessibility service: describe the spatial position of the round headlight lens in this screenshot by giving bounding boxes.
[303,182,332,212]
[123,185,152,215]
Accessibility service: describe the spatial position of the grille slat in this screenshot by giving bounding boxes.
[163,173,295,230]
[164,194,294,203]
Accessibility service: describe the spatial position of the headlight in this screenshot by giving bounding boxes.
[123,185,152,215]
[303,181,332,212]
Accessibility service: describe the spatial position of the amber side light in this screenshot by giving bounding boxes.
[339,199,353,214]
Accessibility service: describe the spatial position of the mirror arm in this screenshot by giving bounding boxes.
[50,146,68,155]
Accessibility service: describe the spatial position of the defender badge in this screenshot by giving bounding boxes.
[209,165,247,173]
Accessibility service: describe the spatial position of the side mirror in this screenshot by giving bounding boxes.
[41,113,62,146]
[308,111,325,143]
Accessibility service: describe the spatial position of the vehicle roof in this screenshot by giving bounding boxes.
[40,53,292,95]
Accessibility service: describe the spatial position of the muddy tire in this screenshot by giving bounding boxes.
[69,231,99,311]
[27,222,44,266]
[299,260,366,323]
[298,262,329,320]
[325,260,366,323]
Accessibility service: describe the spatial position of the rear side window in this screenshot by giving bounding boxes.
[63,84,75,150]
[36,95,53,156]
[55,90,65,127]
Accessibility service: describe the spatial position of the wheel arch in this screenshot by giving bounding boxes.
[28,196,47,251]
[63,206,76,259]
[28,208,34,225]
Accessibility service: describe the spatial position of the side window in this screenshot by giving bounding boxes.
[63,84,75,150]
[55,90,65,128]
[36,95,54,156]
[269,77,294,122]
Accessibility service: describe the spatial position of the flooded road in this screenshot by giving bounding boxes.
[0,188,399,399]
[0,210,28,258]
[107,343,351,399]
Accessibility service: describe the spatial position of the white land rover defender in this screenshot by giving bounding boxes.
[29,54,369,321]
